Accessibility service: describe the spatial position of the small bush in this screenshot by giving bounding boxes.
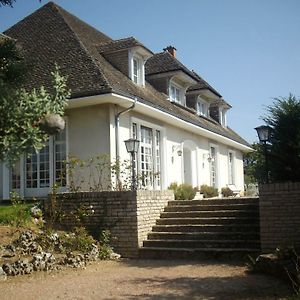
[168,182,196,200]
[98,229,114,260]
[221,187,234,197]
[200,185,218,198]
[60,226,96,253]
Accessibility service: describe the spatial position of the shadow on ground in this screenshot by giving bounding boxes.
[105,259,293,300]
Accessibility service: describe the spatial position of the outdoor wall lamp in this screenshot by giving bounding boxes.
[255,125,272,183]
[203,153,212,163]
[124,138,140,190]
[172,145,182,157]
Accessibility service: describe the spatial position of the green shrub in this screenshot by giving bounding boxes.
[60,226,96,253]
[98,229,114,260]
[200,185,218,198]
[168,182,196,200]
[221,187,234,197]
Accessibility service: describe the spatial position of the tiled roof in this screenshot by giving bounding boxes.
[145,51,197,80]
[3,1,250,148]
[188,71,222,98]
[98,37,153,54]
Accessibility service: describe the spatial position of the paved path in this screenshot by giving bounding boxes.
[0,259,292,300]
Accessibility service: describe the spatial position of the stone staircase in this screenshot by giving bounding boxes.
[139,197,260,259]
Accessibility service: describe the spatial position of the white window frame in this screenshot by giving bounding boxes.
[128,50,145,86]
[228,150,235,185]
[209,143,219,189]
[131,117,165,190]
[9,120,68,198]
[219,108,227,126]
[169,81,184,105]
[197,97,209,117]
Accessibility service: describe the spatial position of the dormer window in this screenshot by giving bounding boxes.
[129,51,145,86]
[169,80,186,105]
[170,84,180,103]
[220,108,228,127]
[196,97,209,117]
[133,57,140,84]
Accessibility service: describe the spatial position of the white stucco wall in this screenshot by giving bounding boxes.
[67,104,111,190]
[116,110,246,192]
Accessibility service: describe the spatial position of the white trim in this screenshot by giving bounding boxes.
[67,93,252,152]
[130,117,165,189]
[209,143,219,189]
[128,50,145,86]
[228,149,236,185]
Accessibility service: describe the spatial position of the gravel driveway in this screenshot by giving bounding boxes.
[0,259,292,300]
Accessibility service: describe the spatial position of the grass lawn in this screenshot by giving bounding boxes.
[0,204,32,225]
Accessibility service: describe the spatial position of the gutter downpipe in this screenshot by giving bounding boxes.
[115,97,137,188]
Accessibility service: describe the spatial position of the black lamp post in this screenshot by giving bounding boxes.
[124,138,140,190]
[255,125,272,183]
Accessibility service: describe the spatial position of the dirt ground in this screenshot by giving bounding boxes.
[0,259,293,300]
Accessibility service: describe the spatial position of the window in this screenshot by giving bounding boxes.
[210,146,217,188]
[26,142,50,188]
[197,98,208,116]
[170,84,180,103]
[130,53,144,86]
[228,151,235,185]
[133,57,139,84]
[25,127,67,189]
[131,121,162,189]
[220,108,227,126]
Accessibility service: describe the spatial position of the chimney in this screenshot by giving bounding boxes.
[163,46,177,58]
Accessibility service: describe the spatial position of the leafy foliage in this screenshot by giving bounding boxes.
[243,143,266,184]
[221,187,234,197]
[262,94,300,182]
[0,38,70,164]
[200,184,218,198]
[0,0,41,7]
[168,182,197,200]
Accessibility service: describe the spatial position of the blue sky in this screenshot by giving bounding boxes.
[1,0,300,143]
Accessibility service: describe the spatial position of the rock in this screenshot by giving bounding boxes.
[63,252,86,268]
[30,206,43,218]
[32,252,56,271]
[2,260,33,276]
[109,252,121,260]
[0,267,7,281]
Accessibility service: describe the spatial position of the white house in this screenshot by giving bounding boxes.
[0,2,252,199]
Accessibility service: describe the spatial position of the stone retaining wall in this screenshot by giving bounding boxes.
[45,190,173,258]
[259,182,300,252]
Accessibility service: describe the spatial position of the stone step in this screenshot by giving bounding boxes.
[143,239,261,249]
[160,210,258,218]
[164,204,259,212]
[152,224,259,233]
[156,217,259,225]
[139,247,260,259]
[168,198,259,206]
[148,231,260,241]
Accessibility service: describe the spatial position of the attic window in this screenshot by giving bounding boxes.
[169,81,185,105]
[129,53,145,86]
[197,97,209,117]
[220,108,228,127]
[170,84,180,103]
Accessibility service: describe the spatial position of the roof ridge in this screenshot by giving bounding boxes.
[54,4,112,90]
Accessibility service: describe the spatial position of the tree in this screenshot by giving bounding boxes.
[243,143,265,185]
[0,37,70,164]
[262,94,300,182]
[0,0,41,7]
